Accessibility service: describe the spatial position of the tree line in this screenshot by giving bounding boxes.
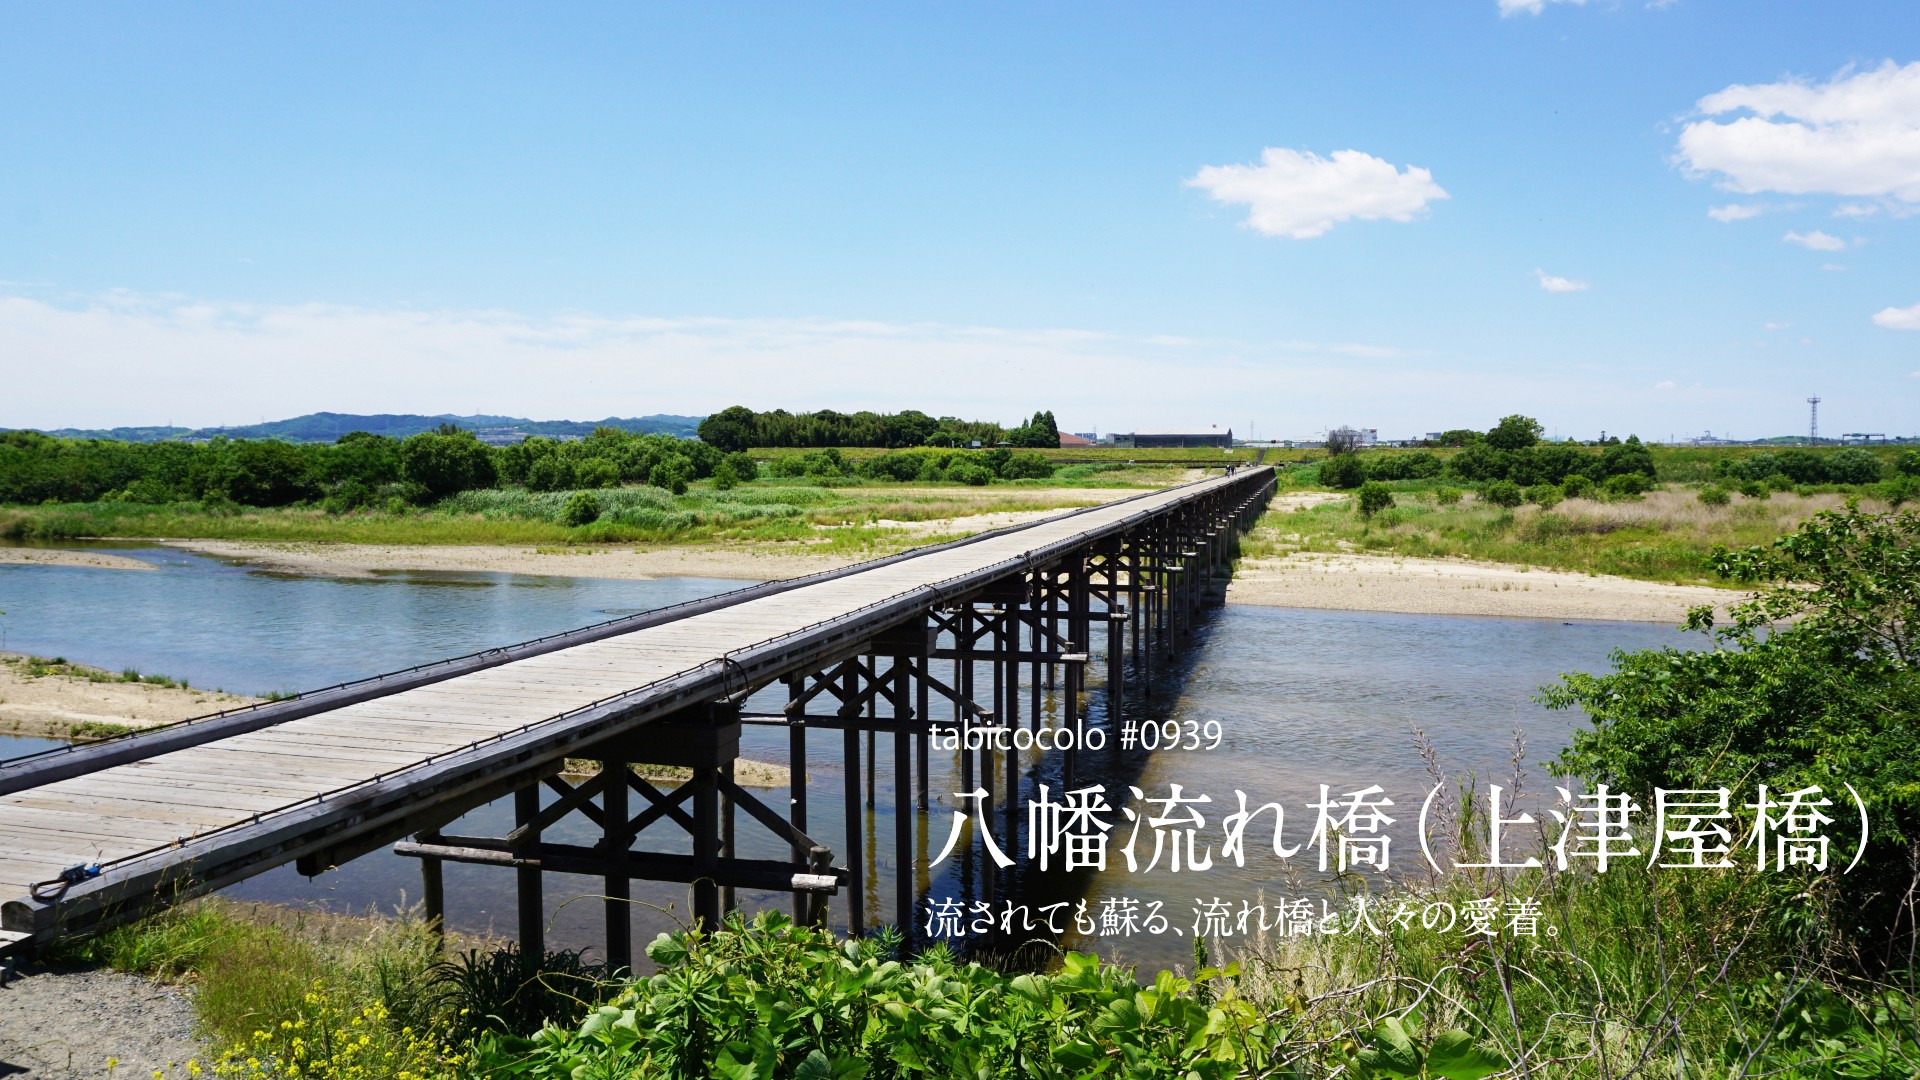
[0,427,744,509]
[696,407,1060,451]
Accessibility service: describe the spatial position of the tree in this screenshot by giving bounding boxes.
[1326,426,1364,455]
[1773,448,1828,484]
[1546,505,1920,962]
[1485,414,1543,451]
[720,451,758,482]
[1436,429,1481,447]
[1356,481,1393,518]
[697,406,758,453]
[401,431,497,500]
[1599,439,1656,480]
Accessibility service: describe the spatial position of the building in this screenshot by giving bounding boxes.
[1111,427,1234,449]
[1058,431,1096,448]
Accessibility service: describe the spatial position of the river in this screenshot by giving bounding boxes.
[0,542,1686,970]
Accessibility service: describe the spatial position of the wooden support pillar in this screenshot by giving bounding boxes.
[419,834,445,954]
[892,660,913,936]
[842,668,865,937]
[915,658,931,812]
[692,763,720,932]
[788,679,809,923]
[514,785,544,957]
[602,763,631,972]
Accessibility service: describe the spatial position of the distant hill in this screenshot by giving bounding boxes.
[33,411,706,445]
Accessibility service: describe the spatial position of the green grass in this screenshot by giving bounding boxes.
[1245,485,1888,584]
[2,652,191,689]
[0,480,1147,551]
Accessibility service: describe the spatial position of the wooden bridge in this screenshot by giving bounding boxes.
[0,467,1275,968]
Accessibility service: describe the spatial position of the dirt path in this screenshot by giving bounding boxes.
[1227,551,1742,623]
[0,964,205,1078]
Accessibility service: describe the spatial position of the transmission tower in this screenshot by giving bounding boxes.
[1807,396,1821,445]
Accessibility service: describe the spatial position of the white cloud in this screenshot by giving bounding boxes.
[1822,262,1847,271]
[1873,302,1920,330]
[1762,321,1791,331]
[1835,202,1881,218]
[1707,203,1766,221]
[1677,60,1920,205]
[1186,148,1448,239]
[1654,380,1677,390]
[1782,229,1846,251]
[1535,269,1589,293]
[1497,0,1589,15]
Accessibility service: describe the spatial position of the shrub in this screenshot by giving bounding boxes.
[1602,472,1650,498]
[1697,484,1731,506]
[1899,449,1920,477]
[1355,481,1393,518]
[710,462,739,491]
[1740,480,1770,499]
[561,492,602,526]
[1826,447,1883,485]
[1526,483,1562,509]
[1561,473,1594,499]
[1318,453,1365,489]
[1547,505,1920,961]
[647,456,693,495]
[949,462,992,486]
[1434,486,1462,506]
[1485,413,1543,450]
[720,451,759,482]
[1773,448,1828,484]
[1482,479,1524,508]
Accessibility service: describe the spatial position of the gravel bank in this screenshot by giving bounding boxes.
[0,964,205,1078]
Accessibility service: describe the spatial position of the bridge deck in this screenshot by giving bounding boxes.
[0,470,1264,932]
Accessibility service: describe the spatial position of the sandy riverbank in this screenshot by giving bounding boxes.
[167,538,852,580]
[0,547,156,571]
[0,654,257,740]
[1226,551,1742,623]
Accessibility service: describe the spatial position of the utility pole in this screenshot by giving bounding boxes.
[1807,396,1821,445]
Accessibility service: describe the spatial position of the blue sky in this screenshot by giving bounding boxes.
[3,2,1916,439]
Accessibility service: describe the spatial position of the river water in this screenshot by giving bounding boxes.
[0,542,1686,970]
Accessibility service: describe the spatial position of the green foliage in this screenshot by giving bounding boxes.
[1601,471,1649,497]
[1899,449,1920,477]
[1484,413,1543,451]
[1599,437,1656,480]
[401,431,498,501]
[1827,447,1885,484]
[1561,473,1593,499]
[1356,480,1394,518]
[949,461,992,486]
[720,451,759,482]
[432,944,610,1043]
[1697,484,1731,506]
[1547,504,1920,962]
[1434,486,1462,506]
[560,491,602,526]
[468,912,1397,1079]
[697,405,759,452]
[573,458,621,489]
[693,405,1005,450]
[1005,409,1061,449]
[1525,483,1562,509]
[1362,451,1443,481]
[1481,479,1523,508]
[711,462,739,490]
[1319,452,1366,489]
